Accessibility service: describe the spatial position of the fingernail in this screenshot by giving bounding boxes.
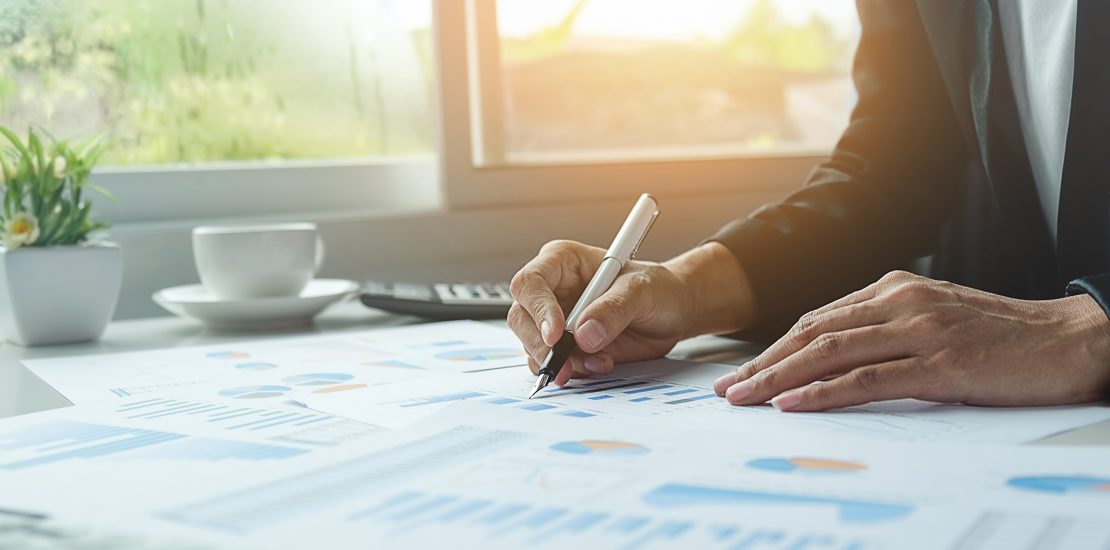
[584,356,606,374]
[726,379,755,404]
[713,372,739,396]
[540,319,553,344]
[772,389,803,412]
[576,319,606,351]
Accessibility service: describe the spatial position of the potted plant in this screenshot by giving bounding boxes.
[0,126,120,346]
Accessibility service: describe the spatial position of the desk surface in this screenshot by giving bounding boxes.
[3,299,1108,446]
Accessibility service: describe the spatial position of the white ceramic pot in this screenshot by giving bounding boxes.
[0,242,122,346]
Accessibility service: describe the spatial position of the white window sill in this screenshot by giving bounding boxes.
[93,156,440,226]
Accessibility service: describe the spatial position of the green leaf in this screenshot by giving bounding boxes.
[86,183,116,202]
[0,126,29,159]
[0,153,10,184]
[0,124,112,246]
[77,135,108,163]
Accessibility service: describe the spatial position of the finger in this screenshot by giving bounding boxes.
[573,273,651,353]
[554,351,613,386]
[511,300,612,380]
[724,325,907,405]
[713,301,889,395]
[770,358,923,412]
[800,271,916,319]
[507,302,549,365]
[509,262,568,346]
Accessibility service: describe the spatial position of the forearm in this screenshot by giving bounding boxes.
[663,242,755,338]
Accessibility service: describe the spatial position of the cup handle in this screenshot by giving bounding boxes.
[314,234,326,274]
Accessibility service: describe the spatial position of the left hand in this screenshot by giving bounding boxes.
[713,270,1110,411]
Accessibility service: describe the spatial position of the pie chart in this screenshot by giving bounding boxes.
[364,360,425,370]
[234,362,278,371]
[207,351,250,359]
[1007,475,1110,495]
[550,440,650,456]
[418,340,468,347]
[218,385,291,399]
[434,348,525,362]
[747,457,866,475]
[282,373,354,386]
[313,383,368,394]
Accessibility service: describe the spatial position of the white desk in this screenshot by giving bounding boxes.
[3,300,1108,446]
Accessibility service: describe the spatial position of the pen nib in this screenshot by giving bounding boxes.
[528,373,550,399]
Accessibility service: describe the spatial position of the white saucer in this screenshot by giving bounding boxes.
[153,279,359,331]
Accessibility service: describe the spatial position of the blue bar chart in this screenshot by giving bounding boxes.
[643,483,914,524]
[345,490,871,549]
[380,377,722,421]
[0,420,307,471]
[386,390,600,418]
[159,427,530,534]
[537,378,719,407]
[112,398,381,449]
[118,398,330,431]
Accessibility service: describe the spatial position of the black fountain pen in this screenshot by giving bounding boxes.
[528,194,660,399]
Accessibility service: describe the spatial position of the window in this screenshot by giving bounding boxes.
[1,1,862,219]
[491,0,859,164]
[0,0,434,166]
[436,0,860,209]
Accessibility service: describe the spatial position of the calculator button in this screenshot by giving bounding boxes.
[392,284,434,301]
[434,284,454,300]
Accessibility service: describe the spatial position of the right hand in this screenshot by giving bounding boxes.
[508,240,696,385]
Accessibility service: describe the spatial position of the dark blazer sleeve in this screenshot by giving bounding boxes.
[707,0,972,342]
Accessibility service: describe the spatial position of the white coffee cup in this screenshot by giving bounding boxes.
[192,223,324,300]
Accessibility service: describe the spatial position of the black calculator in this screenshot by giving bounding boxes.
[359,281,514,320]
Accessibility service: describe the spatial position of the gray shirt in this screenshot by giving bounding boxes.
[997,0,1078,240]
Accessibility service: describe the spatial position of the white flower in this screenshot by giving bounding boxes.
[52,156,66,178]
[2,212,41,249]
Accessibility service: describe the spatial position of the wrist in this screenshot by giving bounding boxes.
[663,242,754,338]
[1061,294,1110,400]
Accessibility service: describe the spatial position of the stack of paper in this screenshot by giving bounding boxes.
[3,320,1109,549]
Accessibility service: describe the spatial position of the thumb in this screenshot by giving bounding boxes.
[573,274,648,353]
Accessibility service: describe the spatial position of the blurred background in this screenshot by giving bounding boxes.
[0,0,856,165]
[0,0,860,318]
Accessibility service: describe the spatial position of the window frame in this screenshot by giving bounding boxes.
[435,0,834,211]
[70,0,847,224]
[91,157,440,225]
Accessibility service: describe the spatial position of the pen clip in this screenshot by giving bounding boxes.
[629,209,659,260]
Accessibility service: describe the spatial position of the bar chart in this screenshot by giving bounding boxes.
[114,397,382,447]
[643,483,914,524]
[0,420,307,471]
[386,390,599,418]
[345,490,872,549]
[535,378,719,407]
[379,377,724,421]
[160,427,530,534]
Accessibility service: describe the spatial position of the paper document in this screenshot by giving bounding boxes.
[301,358,1110,444]
[12,320,1110,549]
[24,321,527,407]
[0,397,381,537]
[5,401,1109,549]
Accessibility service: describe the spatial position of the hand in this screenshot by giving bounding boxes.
[508,240,695,385]
[713,270,1110,411]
